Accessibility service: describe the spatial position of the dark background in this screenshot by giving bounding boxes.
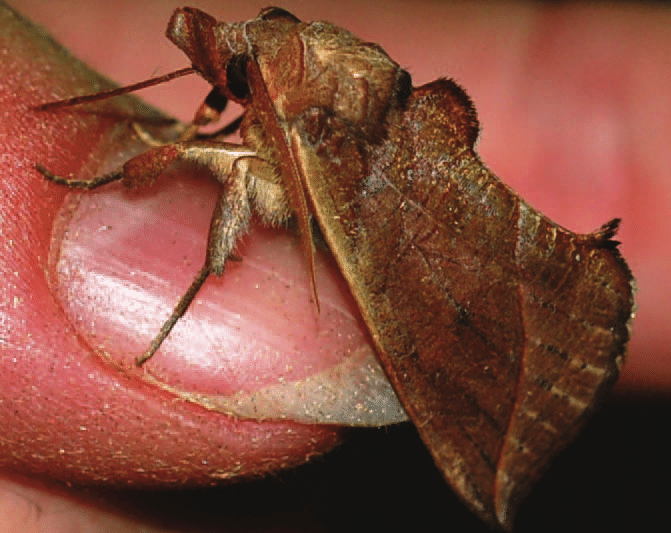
[78,395,669,532]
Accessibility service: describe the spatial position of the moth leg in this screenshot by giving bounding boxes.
[133,87,230,147]
[38,138,283,366]
[36,143,184,193]
[132,120,201,147]
[36,164,123,189]
[136,264,212,366]
[135,142,289,366]
[134,171,249,366]
[196,115,244,140]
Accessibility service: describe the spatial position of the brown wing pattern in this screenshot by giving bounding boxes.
[291,79,633,528]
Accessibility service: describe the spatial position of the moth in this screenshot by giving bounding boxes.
[36,7,634,529]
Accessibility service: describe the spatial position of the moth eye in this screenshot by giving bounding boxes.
[258,7,301,23]
[226,55,250,100]
[395,69,413,105]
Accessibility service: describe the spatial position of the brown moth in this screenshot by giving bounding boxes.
[36,7,634,529]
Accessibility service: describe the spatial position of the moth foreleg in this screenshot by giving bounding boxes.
[134,88,230,147]
[134,164,250,366]
[136,143,285,366]
[37,144,183,191]
[135,264,212,366]
[36,164,123,189]
[132,173,248,367]
[204,159,253,276]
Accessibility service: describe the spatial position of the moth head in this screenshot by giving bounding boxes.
[165,7,246,102]
[166,7,303,104]
[166,7,412,140]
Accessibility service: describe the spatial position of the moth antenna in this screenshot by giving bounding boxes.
[33,66,197,111]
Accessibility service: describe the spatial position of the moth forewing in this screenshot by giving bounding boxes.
[292,78,632,528]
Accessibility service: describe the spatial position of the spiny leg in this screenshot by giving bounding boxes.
[133,87,231,147]
[134,161,252,366]
[37,144,182,192]
[36,164,123,189]
[135,265,211,366]
[133,143,286,366]
[197,114,244,140]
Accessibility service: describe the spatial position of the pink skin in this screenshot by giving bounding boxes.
[2,1,670,531]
